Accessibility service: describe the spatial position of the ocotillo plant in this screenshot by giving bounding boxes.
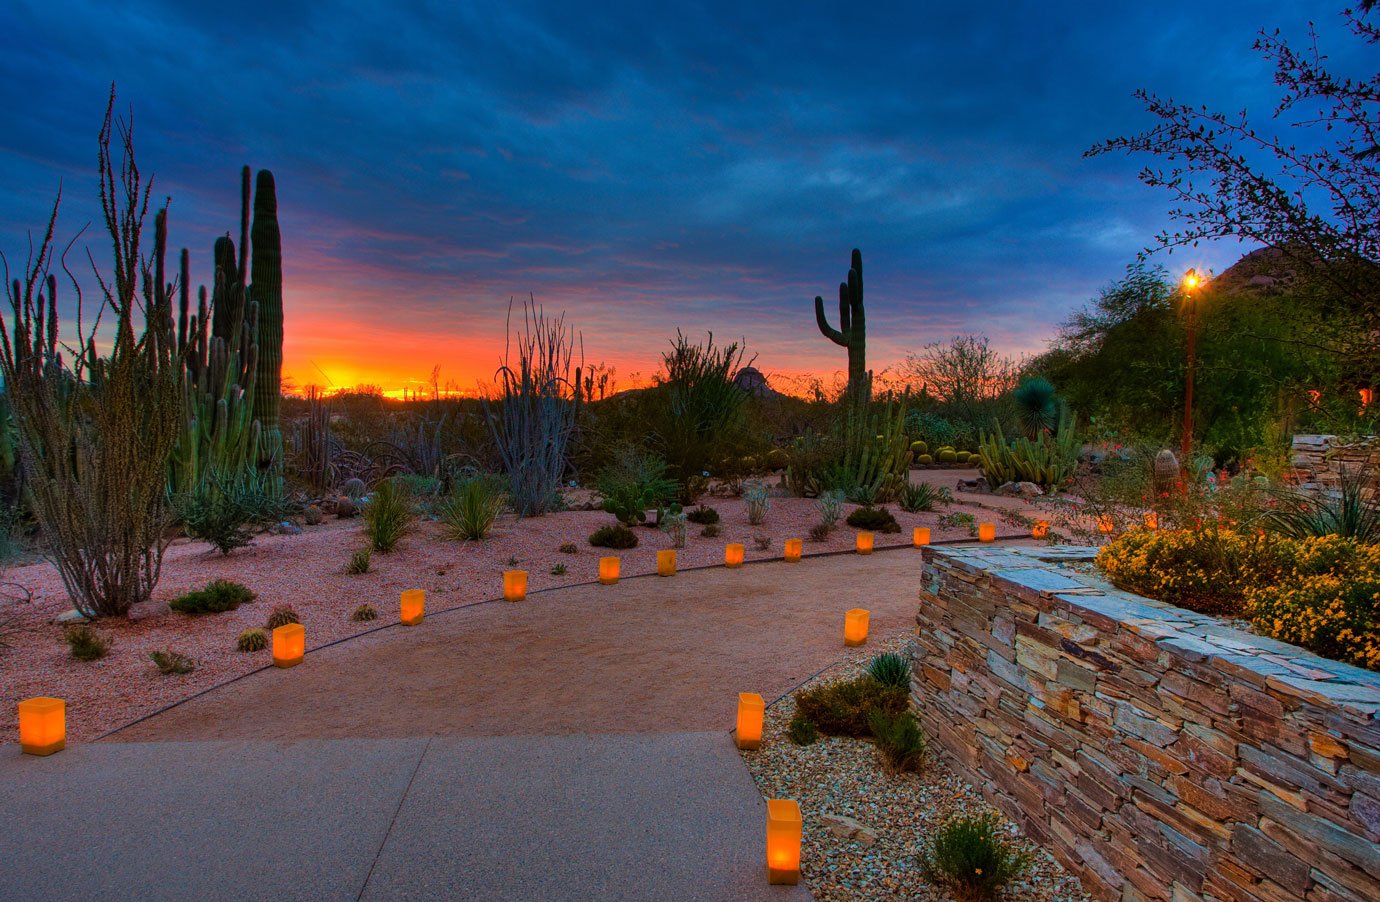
[815,248,870,403]
[249,169,284,489]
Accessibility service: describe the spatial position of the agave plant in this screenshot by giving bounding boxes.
[1265,467,1379,544]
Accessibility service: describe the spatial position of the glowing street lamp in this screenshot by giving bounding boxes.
[1180,269,1207,469]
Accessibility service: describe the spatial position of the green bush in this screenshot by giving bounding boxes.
[264,605,301,630]
[869,710,926,773]
[150,649,195,675]
[906,410,956,447]
[438,474,506,541]
[64,624,109,661]
[898,482,947,513]
[686,505,720,525]
[590,524,639,549]
[866,651,913,688]
[363,478,414,553]
[173,472,295,555]
[920,815,1032,902]
[236,628,268,652]
[597,447,678,526]
[846,506,901,533]
[786,713,819,746]
[169,579,256,614]
[794,674,909,737]
[346,549,371,574]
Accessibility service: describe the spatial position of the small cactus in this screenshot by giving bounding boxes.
[1153,449,1180,496]
[938,449,958,464]
[264,605,300,630]
[558,541,579,554]
[304,505,323,526]
[351,603,378,622]
[237,628,269,652]
[918,454,934,466]
[335,496,358,518]
[346,549,371,574]
[910,440,928,456]
[343,477,366,500]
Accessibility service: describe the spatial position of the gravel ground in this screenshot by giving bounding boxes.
[740,633,1090,902]
[0,480,1028,743]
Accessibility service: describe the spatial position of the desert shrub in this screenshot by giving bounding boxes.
[906,410,956,447]
[395,473,441,499]
[236,628,269,652]
[686,505,720,525]
[351,603,378,622]
[149,649,195,675]
[590,524,639,549]
[346,549,371,574]
[898,481,948,513]
[809,522,832,542]
[794,674,909,737]
[173,471,295,555]
[438,474,506,541]
[1095,527,1294,616]
[65,624,109,661]
[920,815,1032,902]
[938,511,978,536]
[701,523,722,538]
[866,652,913,688]
[558,542,579,554]
[1265,468,1380,544]
[363,478,414,552]
[786,713,819,746]
[784,428,836,497]
[651,332,755,498]
[550,562,568,576]
[815,489,846,530]
[169,579,256,614]
[868,710,926,773]
[846,506,901,533]
[264,605,301,630]
[752,533,772,551]
[597,447,678,526]
[744,482,771,525]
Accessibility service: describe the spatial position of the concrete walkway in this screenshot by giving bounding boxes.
[0,547,963,900]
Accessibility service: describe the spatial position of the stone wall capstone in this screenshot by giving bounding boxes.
[913,545,1380,901]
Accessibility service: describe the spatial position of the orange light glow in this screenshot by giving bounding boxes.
[855,532,874,554]
[1362,388,1374,409]
[599,556,620,585]
[913,527,930,547]
[657,550,677,577]
[725,543,745,568]
[735,692,765,750]
[273,623,305,668]
[978,523,996,542]
[844,608,870,647]
[766,799,802,884]
[1143,511,1159,530]
[1098,515,1115,535]
[1032,520,1049,539]
[784,539,802,562]
[400,589,425,625]
[503,570,527,602]
[18,697,65,756]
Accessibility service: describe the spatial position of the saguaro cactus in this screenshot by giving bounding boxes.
[815,248,869,403]
[249,169,284,484]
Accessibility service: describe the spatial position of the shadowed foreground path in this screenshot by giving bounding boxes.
[2,547,943,901]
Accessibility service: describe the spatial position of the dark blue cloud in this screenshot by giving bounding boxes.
[0,0,1364,388]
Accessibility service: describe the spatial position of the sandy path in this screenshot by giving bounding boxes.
[112,549,929,741]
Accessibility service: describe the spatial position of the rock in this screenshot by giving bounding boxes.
[317,496,337,515]
[956,478,988,493]
[820,812,879,846]
[272,521,303,536]
[53,609,86,624]
[335,496,357,519]
[996,481,1020,495]
[1016,481,1044,497]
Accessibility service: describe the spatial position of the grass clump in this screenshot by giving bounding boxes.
[363,478,414,553]
[920,815,1032,902]
[550,563,568,576]
[264,605,301,630]
[351,604,378,622]
[346,549,372,574]
[590,524,639,549]
[866,651,913,688]
[793,674,909,737]
[686,505,720,525]
[809,522,832,542]
[438,475,506,541]
[236,628,268,652]
[786,713,819,746]
[168,579,256,614]
[869,710,926,773]
[846,505,901,533]
[64,624,110,661]
[150,649,195,675]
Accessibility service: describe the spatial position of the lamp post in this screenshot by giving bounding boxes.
[1180,269,1203,469]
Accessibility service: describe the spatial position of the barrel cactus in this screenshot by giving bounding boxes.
[1153,449,1180,495]
[343,478,366,500]
[918,454,934,466]
[264,605,300,630]
[938,449,958,464]
[910,440,928,457]
[236,628,268,652]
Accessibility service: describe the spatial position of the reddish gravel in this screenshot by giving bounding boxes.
[0,480,1030,743]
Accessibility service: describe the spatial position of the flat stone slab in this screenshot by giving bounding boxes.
[0,734,808,901]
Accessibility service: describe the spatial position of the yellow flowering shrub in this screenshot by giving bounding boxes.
[1097,529,1380,671]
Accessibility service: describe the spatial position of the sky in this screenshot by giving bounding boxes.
[0,1,1363,397]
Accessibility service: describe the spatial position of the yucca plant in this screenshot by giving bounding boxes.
[363,478,414,552]
[1265,467,1379,544]
[438,475,506,541]
[898,481,947,513]
[920,815,1032,902]
[1012,377,1060,440]
[866,651,913,688]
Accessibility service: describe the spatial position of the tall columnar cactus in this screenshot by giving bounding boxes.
[249,169,284,485]
[815,248,869,403]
